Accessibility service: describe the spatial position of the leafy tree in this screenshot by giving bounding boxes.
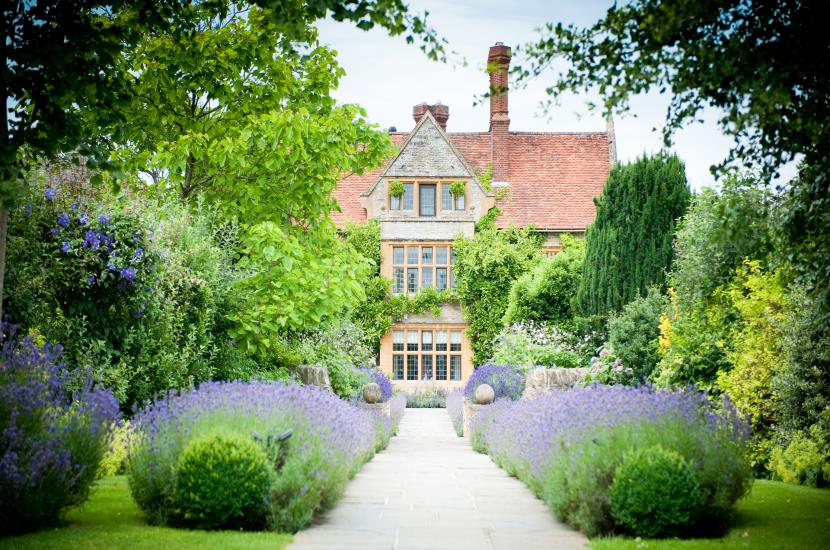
[514,0,830,343]
[670,175,773,309]
[514,0,828,181]
[453,225,542,364]
[1,0,444,325]
[503,234,584,327]
[774,163,830,327]
[577,153,690,317]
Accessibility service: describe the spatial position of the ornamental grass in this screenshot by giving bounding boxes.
[128,381,400,532]
[469,385,752,538]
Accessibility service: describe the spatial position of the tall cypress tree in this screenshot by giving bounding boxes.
[577,153,691,317]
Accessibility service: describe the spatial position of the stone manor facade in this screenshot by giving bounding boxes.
[333,43,614,390]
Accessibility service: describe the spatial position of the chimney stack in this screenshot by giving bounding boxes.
[412,102,449,131]
[488,42,511,183]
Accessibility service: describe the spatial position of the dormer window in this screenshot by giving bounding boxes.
[419,184,436,216]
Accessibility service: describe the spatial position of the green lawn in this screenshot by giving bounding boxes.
[592,479,830,549]
[0,476,293,550]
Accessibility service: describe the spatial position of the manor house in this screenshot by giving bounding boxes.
[333,43,615,389]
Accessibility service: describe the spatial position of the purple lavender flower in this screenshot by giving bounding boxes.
[44,188,57,201]
[0,335,119,530]
[355,368,392,402]
[57,213,70,228]
[60,241,71,254]
[86,274,97,285]
[98,214,110,226]
[468,384,752,537]
[464,363,524,401]
[447,390,464,436]
[78,212,89,226]
[70,202,79,212]
[50,227,61,238]
[23,204,32,217]
[132,232,141,244]
[129,381,399,531]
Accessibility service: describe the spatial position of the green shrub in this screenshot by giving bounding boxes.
[607,287,667,383]
[503,234,585,327]
[174,432,273,530]
[490,321,592,370]
[279,320,375,398]
[609,445,702,537]
[6,173,244,411]
[770,412,830,487]
[406,386,447,408]
[578,153,691,317]
[453,225,543,364]
[97,421,136,478]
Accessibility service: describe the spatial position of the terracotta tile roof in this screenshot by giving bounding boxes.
[332,130,610,231]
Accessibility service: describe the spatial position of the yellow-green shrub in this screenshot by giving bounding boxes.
[97,421,136,478]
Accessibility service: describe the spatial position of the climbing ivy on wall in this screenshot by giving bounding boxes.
[453,224,543,365]
[342,220,458,352]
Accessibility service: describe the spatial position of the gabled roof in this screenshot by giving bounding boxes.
[359,110,493,199]
[332,125,611,231]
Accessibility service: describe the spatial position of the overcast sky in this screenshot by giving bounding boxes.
[317,0,796,191]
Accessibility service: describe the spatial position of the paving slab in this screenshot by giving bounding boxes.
[287,408,587,550]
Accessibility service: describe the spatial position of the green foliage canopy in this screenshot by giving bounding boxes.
[514,0,829,181]
[577,153,690,317]
[503,234,584,327]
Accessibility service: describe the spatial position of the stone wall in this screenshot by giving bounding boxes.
[521,367,593,400]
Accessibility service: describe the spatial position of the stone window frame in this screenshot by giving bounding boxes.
[391,242,455,296]
[389,180,467,216]
[390,325,464,381]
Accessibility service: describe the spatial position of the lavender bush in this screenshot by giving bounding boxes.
[406,385,447,408]
[471,385,752,537]
[128,381,393,532]
[446,390,464,437]
[389,394,406,433]
[0,336,119,533]
[355,367,393,402]
[463,363,525,402]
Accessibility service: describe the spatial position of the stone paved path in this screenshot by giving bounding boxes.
[288,408,587,550]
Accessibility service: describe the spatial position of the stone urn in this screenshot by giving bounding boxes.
[474,383,495,405]
[362,382,382,404]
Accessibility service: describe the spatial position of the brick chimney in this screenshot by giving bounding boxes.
[412,102,449,131]
[488,42,511,183]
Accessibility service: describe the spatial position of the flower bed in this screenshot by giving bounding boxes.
[0,337,119,533]
[463,363,525,401]
[355,367,393,402]
[446,390,464,436]
[469,385,752,538]
[129,381,401,532]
